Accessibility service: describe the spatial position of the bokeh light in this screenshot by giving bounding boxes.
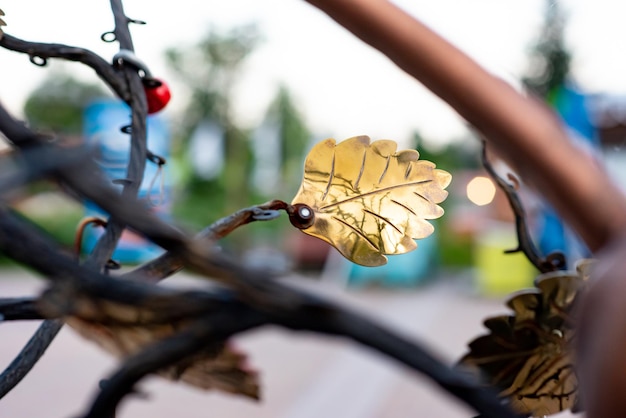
[466,176,496,206]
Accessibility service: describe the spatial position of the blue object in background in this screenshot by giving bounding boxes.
[537,84,597,262]
[347,232,439,287]
[82,99,171,263]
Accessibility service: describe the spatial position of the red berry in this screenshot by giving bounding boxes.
[144,78,171,114]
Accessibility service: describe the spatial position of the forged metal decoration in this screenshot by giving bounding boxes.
[67,317,260,399]
[290,135,451,266]
[458,260,594,417]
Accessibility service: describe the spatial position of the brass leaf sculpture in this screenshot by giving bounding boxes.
[458,260,594,417]
[290,135,451,266]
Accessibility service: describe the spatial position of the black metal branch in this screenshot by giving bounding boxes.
[481,141,566,272]
[0,145,93,195]
[84,0,148,269]
[0,34,129,101]
[0,319,62,398]
[0,104,72,402]
[109,0,136,52]
[0,0,148,399]
[0,297,44,321]
[0,206,254,324]
[128,200,289,283]
[78,288,522,418]
[0,195,519,417]
[81,311,265,418]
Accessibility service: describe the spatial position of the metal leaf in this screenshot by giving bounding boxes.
[66,315,260,400]
[290,135,451,266]
[458,267,592,416]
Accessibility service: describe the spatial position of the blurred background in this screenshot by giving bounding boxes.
[1,0,625,293]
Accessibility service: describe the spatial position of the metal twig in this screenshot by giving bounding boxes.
[0,298,43,321]
[0,319,62,398]
[128,200,289,283]
[481,141,566,272]
[84,0,148,269]
[80,312,265,418]
[0,34,129,101]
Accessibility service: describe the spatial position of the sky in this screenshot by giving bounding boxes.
[2,0,626,146]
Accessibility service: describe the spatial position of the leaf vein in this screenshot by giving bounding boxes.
[332,216,380,251]
[322,151,335,201]
[391,199,417,216]
[363,208,403,234]
[413,191,431,203]
[354,151,366,190]
[320,179,432,211]
[378,155,391,184]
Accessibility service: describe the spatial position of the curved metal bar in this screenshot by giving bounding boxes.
[84,0,149,269]
[0,34,129,101]
[481,141,566,272]
[0,320,62,399]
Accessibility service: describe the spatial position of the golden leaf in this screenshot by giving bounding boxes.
[290,135,450,266]
[458,267,592,416]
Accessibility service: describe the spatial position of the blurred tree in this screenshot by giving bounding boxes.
[412,131,479,172]
[253,85,310,198]
[522,0,570,98]
[24,68,107,135]
[165,25,261,226]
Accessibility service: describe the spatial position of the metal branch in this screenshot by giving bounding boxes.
[0,298,44,321]
[0,107,69,401]
[128,200,289,283]
[84,0,148,269]
[481,141,566,272]
[109,0,136,52]
[0,189,518,418]
[0,319,62,398]
[0,145,94,195]
[0,34,129,101]
[0,0,148,400]
[81,311,265,418]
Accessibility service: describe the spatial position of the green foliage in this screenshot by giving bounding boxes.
[166,26,310,236]
[165,25,262,227]
[412,131,480,172]
[272,86,310,176]
[23,68,107,135]
[165,24,261,139]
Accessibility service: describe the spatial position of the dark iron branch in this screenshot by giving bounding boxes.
[84,0,149,269]
[0,0,150,399]
[481,141,566,272]
[0,154,519,417]
[0,298,44,321]
[0,34,129,101]
[0,319,62,399]
[128,200,289,283]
